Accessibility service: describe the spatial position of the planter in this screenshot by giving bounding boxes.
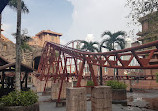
[0,102,39,111]
[112,89,127,106]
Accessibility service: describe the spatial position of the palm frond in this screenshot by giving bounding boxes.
[113,31,126,38]
[115,41,125,49]
[8,0,29,13]
[80,40,99,52]
[116,38,125,44]
[90,41,99,45]
[100,39,110,45]
[92,46,99,52]
[101,31,112,37]
[100,30,126,51]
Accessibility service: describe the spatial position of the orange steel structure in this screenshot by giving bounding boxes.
[37,40,158,102]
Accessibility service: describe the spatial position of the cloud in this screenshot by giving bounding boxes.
[2,23,15,42]
[66,0,140,43]
[85,34,94,42]
[60,39,67,45]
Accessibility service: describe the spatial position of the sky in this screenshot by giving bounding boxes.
[1,0,141,44]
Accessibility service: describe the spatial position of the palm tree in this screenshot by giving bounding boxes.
[81,41,99,52]
[98,43,114,85]
[13,30,32,91]
[15,0,22,91]
[0,0,29,39]
[0,0,10,13]
[12,30,32,65]
[12,30,32,52]
[80,40,99,81]
[2,0,30,91]
[101,31,125,51]
[15,0,29,91]
[101,31,126,79]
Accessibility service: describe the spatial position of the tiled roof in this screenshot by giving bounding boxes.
[0,34,13,43]
[35,30,62,36]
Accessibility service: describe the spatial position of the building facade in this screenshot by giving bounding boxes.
[28,30,62,47]
[0,30,62,70]
[129,12,158,89]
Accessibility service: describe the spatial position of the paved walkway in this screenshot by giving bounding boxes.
[38,89,158,111]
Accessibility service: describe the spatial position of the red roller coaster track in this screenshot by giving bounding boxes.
[37,40,158,102]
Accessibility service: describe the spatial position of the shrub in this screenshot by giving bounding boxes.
[156,73,158,83]
[87,81,94,86]
[106,80,127,89]
[0,90,38,106]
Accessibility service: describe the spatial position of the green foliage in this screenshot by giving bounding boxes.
[12,30,32,52]
[21,42,32,52]
[106,80,127,89]
[0,90,38,106]
[156,73,158,83]
[8,0,29,13]
[81,41,99,52]
[87,81,94,86]
[126,0,158,24]
[101,31,126,51]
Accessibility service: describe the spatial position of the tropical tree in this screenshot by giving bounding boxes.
[12,29,32,52]
[126,0,158,24]
[0,0,29,39]
[98,41,115,85]
[101,31,126,78]
[81,41,99,52]
[13,29,32,64]
[14,0,29,91]
[0,0,10,13]
[80,40,99,80]
[101,31,125,51]
[16,0,21,91]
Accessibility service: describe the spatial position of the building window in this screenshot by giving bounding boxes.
[3,44,7,51]
[142,21,149,33]
[105,67,107,72]
[52,36,54,41]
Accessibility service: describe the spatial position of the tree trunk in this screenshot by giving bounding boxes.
[15,0,21,91]
[0,14,2,38]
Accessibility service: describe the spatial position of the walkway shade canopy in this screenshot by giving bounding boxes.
[0,62,33,72]
[0,0,9,14]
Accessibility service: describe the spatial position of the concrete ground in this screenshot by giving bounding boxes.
[38,89,158,111]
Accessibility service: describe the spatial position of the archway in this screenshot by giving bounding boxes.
[33,56,41,70]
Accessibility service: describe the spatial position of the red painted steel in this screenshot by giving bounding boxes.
[103,75,156,80]
[37,40,158,102]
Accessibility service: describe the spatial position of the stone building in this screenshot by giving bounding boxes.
[137,12,158,72]
[0,34,15,63]
[28,30,62,69]
[129,12,158,89]
[28,30,62,47]
[137,12,158,44]
[0,30,62,70]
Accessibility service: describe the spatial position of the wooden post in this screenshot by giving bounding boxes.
[25,72,28,88]
[2,71,5,89]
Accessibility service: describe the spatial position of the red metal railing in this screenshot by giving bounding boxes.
[37,40,158,102]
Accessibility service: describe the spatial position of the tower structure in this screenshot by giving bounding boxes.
[28,30,62,47]
[137,12,158,65]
